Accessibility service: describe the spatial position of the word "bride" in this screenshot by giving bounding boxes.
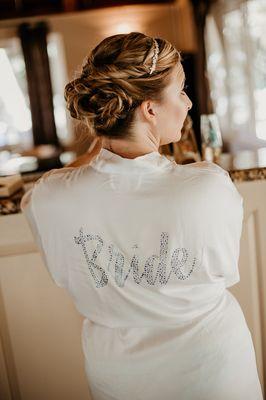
[73,227,200,289]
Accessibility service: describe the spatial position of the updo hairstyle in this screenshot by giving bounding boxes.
[64,32,180,140]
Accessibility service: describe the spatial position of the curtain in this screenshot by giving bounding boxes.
[205,0,266,154]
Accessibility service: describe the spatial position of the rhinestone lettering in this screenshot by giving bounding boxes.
[74,228,199,288]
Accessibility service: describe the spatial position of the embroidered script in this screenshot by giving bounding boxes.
[74,227,200,289]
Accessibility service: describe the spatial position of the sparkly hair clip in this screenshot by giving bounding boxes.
[149,39,159,75]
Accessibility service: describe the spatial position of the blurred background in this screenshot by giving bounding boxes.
[0,0,265,173]
[1,2,266,399]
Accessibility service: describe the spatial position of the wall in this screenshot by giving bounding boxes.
[0,0,197,81]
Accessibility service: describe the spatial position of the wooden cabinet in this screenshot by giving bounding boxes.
[229,179,266,398]
[0,214,92,400]
[0,179,265,399]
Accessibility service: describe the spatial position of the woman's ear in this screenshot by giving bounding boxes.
[139,100,158,126]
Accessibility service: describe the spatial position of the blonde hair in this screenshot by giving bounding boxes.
[64,32,180,140]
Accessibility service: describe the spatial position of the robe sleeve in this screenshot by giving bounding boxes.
[20,170,72,288]
[198,162,244,289]
[192,161,244,288]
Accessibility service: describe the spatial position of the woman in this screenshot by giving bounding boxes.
[20,32,263,399]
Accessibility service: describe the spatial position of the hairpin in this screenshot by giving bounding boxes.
[149,39,159,75]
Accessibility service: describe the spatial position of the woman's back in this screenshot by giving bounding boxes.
[21,148,263,399]
[25,149,241,324]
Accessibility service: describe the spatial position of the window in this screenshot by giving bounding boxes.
[0,37,32,150]
[47,32,73,146]
[0,32,73,153]
[205,0,266,154]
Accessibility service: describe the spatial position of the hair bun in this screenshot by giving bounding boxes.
[64,31,180,139]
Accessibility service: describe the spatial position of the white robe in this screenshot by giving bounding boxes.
[21,148,263,399]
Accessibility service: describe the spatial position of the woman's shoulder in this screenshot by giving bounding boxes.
[38,166,77,182]
[178,160,243,204]
[182,160,229,177]
[20,167,77,211]
[33,165,90,190]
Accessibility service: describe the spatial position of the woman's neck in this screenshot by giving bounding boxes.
[101,137,160,159]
